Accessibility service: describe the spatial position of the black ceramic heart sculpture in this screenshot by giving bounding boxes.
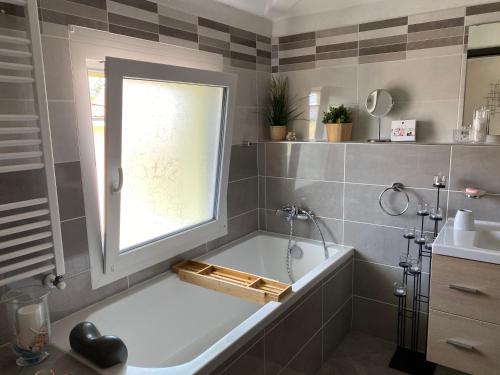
[69,321,128,368]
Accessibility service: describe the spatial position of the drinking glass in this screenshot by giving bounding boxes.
[433,174,447,188]
[399,253,410,268]
[403,226,416,239]
[409,257,421,275]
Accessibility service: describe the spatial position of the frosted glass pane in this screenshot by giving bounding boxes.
[119,78,224,251]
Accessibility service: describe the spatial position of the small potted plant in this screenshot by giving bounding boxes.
[322,105,353,142]
[266,76,303,141]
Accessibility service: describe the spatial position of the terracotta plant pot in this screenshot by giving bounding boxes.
[325,123,352,142]
[270,125,287,141]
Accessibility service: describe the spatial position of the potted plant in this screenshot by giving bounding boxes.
[322,105,353,142]
[266,76,303,141]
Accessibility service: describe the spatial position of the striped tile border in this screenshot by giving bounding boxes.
[0,0,272,71]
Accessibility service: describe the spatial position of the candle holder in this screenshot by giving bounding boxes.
[389,177,444,374]
[1,286,51,366]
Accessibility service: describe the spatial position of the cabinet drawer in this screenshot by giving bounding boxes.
[427,309,500,375]
[430,255,500,324]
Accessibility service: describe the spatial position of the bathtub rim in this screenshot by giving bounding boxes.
[51,231,354,375]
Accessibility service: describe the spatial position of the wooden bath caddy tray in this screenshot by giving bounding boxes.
[172,260,292,305]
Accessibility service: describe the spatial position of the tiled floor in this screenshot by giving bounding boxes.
[318,331,467,375]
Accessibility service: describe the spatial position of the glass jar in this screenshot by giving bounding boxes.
[1,286,51,366]
[471,106,490,143]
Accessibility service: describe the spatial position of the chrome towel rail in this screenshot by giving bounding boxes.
[379,182,410,216]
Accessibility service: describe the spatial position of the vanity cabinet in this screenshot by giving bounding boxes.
[427,255,500,375]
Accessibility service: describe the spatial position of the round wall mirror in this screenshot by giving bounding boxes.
[365,89,394,118]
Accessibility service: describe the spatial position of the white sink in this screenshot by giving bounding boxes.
[433,220,500,264]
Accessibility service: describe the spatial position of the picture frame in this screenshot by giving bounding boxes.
[391,120,416,142]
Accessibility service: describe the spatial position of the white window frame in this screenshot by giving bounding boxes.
[69,27,236,288]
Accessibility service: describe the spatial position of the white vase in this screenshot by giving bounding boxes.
[454,209,475,231]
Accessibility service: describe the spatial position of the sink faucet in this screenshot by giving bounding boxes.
[276,204,313,221]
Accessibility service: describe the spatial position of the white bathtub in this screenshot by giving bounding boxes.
[51,232,353,374]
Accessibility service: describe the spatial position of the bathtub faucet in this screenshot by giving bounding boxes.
[276,204,314,222]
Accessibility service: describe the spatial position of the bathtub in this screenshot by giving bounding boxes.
[51,232,353,374]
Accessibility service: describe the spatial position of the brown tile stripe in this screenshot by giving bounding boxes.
[279,31,315,44]
[359,43,406,56]
[66,0,106,10]
[359,17,408,32]
[257,55,271,65]
[231,51,256,63]
[231,59,256,70]
[159,25,197,43]
[466,2,500,16]
[199,43,230,58]
[359,51,406,64]
[407,35,463,50]
[159,15,197,33]
[198,17,230,33]
[279,61,315,72]
[229,25,255,41]
[359,34,406,48]
[279,39,315,51]
[109,23,158,42]
[110,0,157,13]
[408,17,464,33]
[279,54,315,65]
[41,8,107,31]
[108,12,158,33]
[316,41,358,54]
[257,34,271,44]
[230,34,256,48]
[272,66,278,73]
[199,35,229,50]
[316,49,358,61]
[257,49,272,58]
[0,2,24,17]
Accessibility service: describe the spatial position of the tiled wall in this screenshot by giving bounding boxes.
[258,141,500,346]
[0,0,266,340]
[271,2,500,143]
[216,258,353,375]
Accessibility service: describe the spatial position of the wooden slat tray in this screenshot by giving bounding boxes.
[172,260,292,305]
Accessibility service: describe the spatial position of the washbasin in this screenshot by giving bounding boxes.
[433,220,500,264]
[473,231,500,251]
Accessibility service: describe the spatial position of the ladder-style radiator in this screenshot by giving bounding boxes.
[0,0,65,288]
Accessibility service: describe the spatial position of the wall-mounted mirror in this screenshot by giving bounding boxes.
[365,89,394,142]
[463,22,500,142]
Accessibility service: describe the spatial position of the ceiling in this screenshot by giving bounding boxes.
[214,0,384,20]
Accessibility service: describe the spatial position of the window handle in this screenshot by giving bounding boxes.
[449,284,480,294]
[446,338,475,351]
[112,167,123,194]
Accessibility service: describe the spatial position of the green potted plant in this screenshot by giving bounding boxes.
[266,76,303,141]
[322,105,353,142]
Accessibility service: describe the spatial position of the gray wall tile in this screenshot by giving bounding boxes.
[266,143,344,181]
[265,287,322,375]
[227,177,258,218]
[207,209,258,250]
[323,260,353,320]
[266,209,343,243]
[229,144,257,182]
[221,337,265,375]
[41,36,75,100]
[55,161,85,221]
[61,217,90,277]
[345,144,450,188]
[48,100,79,163]
[323,298,352,359]
[448,191,500,222]
[450,146,500,193]
[352,296,398,343]
[280,331,322,375]
[266,177,343,219]
[344,183,444,230]
[0,170,46,205]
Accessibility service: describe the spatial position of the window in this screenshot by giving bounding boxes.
[70,27,234,287]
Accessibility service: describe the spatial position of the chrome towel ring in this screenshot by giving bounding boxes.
[379,182,409,216]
